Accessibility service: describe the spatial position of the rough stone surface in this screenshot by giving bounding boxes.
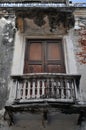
[0,16,15,109]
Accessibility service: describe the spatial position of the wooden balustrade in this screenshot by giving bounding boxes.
[11,73,81,103]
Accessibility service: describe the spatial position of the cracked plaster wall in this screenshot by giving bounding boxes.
[71,9,86,101]
[0,16,15,110]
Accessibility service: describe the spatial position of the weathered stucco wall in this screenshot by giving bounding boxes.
[73,9,86,101]
[0,15,15,109]
[0,8,86,130]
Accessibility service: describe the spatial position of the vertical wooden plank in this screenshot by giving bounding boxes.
[46,41,65,73]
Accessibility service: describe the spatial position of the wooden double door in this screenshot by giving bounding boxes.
[24,39,65,73]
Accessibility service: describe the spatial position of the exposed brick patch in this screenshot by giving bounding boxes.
[76,29,86,64]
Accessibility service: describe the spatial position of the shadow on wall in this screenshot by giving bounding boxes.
[0,112,80,130]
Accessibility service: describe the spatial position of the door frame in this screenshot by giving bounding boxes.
[11,33,78,75]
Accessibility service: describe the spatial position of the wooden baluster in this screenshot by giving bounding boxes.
[16,81,19,99]
[66,80,71,99]
[72,79,76,99]
[51,78,54,98]
[72,79,75,99]
[17,82,22,99]
[63,79,66,99]
[58,81,61,98]
[42,80,45,97]
[46,79,49,98]
[32,80,35,98]
[72,79,76,100]
[14,80,18,100]
[71,79,74,99]
[27,81,31,99]
[64,79,68,99]
[60,79,64,99]
[69,80,73,99]
[22,80,26,99]
[56,80,59,98]
[54,80,57,98]
[73,79,78,101]
[25,82,28,99]
[47,79,50,98]
[9,79,18,100]
[59,81,61,98]
[37,80,40,98]
[20,82,23,99]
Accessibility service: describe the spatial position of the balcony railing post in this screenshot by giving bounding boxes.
[68,79,73,99]
[32,79,35,98]
[22,80,26,99]
[51,78,54,98]
[67,79,71,99]
[16,81,22,99]
[37,80,40,98]
[14,80,18,100]
[8,79,18,104]
[74,78,80,101]
[56,80,60,98]
[60,79,64,99]
[46,79,50,98]
[27,81,31,99]
[42,80,45,97]
[64,79,67,99]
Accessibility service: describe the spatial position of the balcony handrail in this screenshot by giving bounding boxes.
[11,73,81,80]
[9,73,81,104]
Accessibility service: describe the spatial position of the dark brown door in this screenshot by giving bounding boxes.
[24,39,65,73]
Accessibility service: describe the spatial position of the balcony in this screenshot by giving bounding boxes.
[8,73,81,106]
[4,73,81,126]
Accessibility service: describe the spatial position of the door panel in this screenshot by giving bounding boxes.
[24,41,44,73]
[47,65,64,73]
[29,43,42,61]
[27,65,43,73]
[47,43,61,60]
[24,40,65,73]
[45,41,65,73]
